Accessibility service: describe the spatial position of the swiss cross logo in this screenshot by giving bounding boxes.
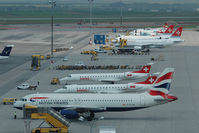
[130,85,135,88]
[149,78,154,83]
[168,28,172,32]
[176,31,180,35]
[143,67,149,72]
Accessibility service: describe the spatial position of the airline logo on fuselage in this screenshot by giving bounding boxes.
[77,89,89,92]
[130,85,135,88]
[30,97,48,100]
[143,67,149,72]
[127,74,132,77]
[176,31,180,36]
[149,78,154,83]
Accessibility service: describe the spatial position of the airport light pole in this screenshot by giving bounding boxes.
[120,0,123,30]
[49,0,56,63]
[88,0,94,44]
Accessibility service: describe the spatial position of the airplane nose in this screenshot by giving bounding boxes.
[13,101,23,110]
[167,95,178,102]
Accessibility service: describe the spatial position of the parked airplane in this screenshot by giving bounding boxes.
[112,24,174,43]
[54,74,158,93]
[60,64,153,84]
[14,68,177,121]
[128,25,174,39]
[115,27,183,51]
[55,68,173,94]
[0,45,14,60]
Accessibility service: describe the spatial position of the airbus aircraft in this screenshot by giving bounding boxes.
[115,27,183,51]
[60,64,152,84]
[0,45,14,60]
[55,74,158,93]
[14,68,177,121]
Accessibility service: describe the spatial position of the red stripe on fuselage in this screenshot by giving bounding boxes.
[31,97,48,99]
[77,89,88,92]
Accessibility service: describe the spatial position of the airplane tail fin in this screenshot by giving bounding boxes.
[132,63,153,74]
[164,25,174,34]
[135,74,157,84]
[148,68,177,102]
[153,68,174,91]
[171,27,183,37]
[0,45,14,56]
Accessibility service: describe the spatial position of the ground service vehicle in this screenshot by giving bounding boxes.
[31,54,41,71]
[51,78,60,85]
[3,98,17,105]
[17,83,37,90]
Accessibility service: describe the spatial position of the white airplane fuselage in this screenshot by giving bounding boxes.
[114,37,183,50]
[54,83,151,93]
[14,92,176,112]
[61,72,148,83]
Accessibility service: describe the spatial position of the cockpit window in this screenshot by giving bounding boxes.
[20,98,27,101]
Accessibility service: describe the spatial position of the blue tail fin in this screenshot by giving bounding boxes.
[0,45,14,56]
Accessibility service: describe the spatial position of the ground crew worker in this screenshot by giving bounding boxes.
[14,111,16,119]
[37,81,40,86]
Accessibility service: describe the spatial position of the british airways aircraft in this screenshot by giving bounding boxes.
[0,45,14,60]
[14,68,176,121]
[60,64,153,84]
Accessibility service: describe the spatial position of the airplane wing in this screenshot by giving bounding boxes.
[61,105,106,111]
[98,79,121,82]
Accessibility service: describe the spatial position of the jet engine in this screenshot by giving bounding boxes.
[60,109,79,119]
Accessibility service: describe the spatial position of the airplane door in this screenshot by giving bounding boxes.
[140,95,145,106]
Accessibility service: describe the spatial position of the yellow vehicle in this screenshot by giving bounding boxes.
[40,55,45,60]
[100,45,112,50]
[90,50,97,55]
[120,39,127,48]
[46,54,50,60]
[32,127,67,133]
[31,54,41,71]
[81,50,97,55]
[81,50,90,54]
[51,78,60,85]
[91,55,98,61]
[2,98,17,105]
